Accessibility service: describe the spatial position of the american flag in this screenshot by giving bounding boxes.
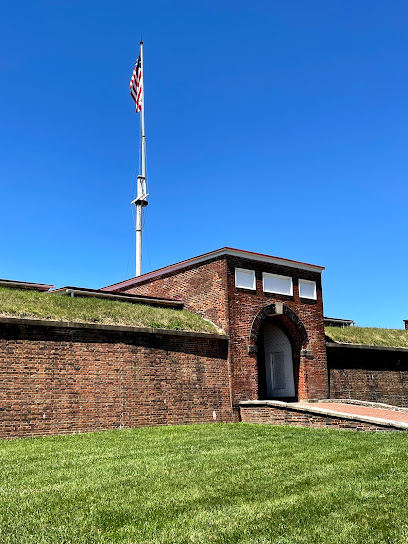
[130,55,142,112]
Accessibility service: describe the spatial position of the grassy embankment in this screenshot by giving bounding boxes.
[0,287,220,334]
[325,326,408,349]
[1,424,408,543]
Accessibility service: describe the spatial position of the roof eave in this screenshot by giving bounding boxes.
[49,287,183,308]
[101,247,324,293]
[0,279,55,292]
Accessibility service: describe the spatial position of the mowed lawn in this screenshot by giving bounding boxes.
[1,425,408,544]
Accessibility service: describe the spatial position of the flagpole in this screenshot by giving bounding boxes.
[133,41,148,277]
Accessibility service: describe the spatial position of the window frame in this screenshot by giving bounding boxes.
[234,268,256,291]
[262,272,293,296]
[299,279,317,300]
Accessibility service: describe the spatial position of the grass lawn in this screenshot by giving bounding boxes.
[325,325,408,348]
[1,424,408,543]
[0,287,220,334]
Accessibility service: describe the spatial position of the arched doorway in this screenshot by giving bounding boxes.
[249,303,308,401]
[262,323,295,398]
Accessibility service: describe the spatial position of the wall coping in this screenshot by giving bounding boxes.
[239,399,408,430]
[0,316,228,341]
[306,398,408,414]
[326,341,408,354]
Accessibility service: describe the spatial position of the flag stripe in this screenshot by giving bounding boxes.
[130,55,142,113]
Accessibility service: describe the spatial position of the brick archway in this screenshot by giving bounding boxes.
[248,303,308,348]
[250,304,309,401]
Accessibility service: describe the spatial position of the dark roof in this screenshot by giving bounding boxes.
[324,317,355,327]
[0,279,55,291]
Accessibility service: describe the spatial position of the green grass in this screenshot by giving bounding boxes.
[326,326,408,348]
[1,424,408,544]
[0,287,220,334]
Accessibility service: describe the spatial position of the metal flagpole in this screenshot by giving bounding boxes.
[132,41,148,277]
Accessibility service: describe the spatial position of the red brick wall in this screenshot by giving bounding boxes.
[328,344,408,407]
[330,369,408,407]
[117,258,229,332]
[0,319,231,439]
[119,254,328,413]
[239,404,401,432]
[225,255,328,409]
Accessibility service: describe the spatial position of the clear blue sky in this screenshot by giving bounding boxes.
[1,1,407,328]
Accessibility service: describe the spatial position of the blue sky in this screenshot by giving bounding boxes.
[1,1,407,328]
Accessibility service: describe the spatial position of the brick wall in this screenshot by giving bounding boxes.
[239,403,402,432]
[118,253,328,415]
[116,258,229,332]
[0,318,231,439]
[328,343,408,407]
[225,255,328,410]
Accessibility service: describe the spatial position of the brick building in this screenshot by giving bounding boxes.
[101,247,328,418]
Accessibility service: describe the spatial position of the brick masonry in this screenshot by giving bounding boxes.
[239,403,403,432]
[116,253,328,417]
[327,343,408,407]
[4,244,408,438]
[117,257,230,332]
[225,255,328,411]
[0,319,231,439]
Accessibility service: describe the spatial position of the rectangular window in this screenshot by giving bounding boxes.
[235,268,256,290]
[299,279,317,300]
[262,273,293,296]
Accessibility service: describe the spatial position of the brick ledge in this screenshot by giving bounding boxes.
[326,342,408,353]
[0,316,228,340]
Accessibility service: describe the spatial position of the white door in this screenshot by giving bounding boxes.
[264,323,295,398]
